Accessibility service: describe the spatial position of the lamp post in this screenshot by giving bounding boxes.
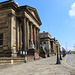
[24,52,26,63]
[60,50,62,60]
[56,41,61,64]
[62,47,66,57]
[59,45,62,60]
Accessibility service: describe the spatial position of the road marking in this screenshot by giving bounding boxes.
[63,55,75,70]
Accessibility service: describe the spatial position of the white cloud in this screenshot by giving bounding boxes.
[69,3,75,17]
[67,47,74,51]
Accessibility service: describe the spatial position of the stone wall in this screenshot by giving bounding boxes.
[0,55,34,63]
[0,9,11,56]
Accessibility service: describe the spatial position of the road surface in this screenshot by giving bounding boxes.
[66,54,75,67]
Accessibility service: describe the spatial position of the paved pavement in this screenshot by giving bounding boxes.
[0,55,75,75]
[61,54,75,75]
[66,54,75,67]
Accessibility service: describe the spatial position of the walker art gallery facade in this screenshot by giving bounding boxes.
[0,0,61,61]
[0,0,42,59]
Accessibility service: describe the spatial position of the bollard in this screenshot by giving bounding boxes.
[11,59,14,64]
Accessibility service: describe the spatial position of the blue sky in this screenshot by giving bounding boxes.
[0,0,75,51]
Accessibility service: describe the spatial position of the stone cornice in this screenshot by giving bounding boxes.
[0,1,18,11]
[0,1,42,26]
[40,37,50,39]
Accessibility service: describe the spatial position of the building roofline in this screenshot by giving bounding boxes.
[0,0,42,26]
[40,32,51,37]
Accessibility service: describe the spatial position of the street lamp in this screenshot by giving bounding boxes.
[60,50,62,60]
[59,45,62,60]
[56,41,61,64]
[62,47,66,57]
[24,51,27,63]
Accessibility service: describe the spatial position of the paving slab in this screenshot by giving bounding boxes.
[0,55,74,75]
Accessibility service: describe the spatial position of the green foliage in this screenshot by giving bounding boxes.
[71,51,75,54]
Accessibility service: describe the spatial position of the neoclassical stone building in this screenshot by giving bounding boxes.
[50,37,57,54]
[0,0,42,58]
[39,31,51,57]
[39,31,60,57]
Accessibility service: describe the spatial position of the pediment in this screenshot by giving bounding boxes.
[25,5,42,25]
[31,10,36,19]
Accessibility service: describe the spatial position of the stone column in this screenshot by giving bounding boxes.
[34,28,40,60]
[35,27,37,48]
[36,28,40,53]
[33,26,36,48]
[16,18,18,52]
[36,28,38,49]
[8,12,17,57]
[33,26,35,45]
[32,24,34,43]
[26,19,29,50]
[49,40,51,54]
[10,15,13,55]
[54,42,56,54]
[30,22,33,40]
[37,29,40,51]
[19,21,22,51]
[53,41,54,52]
[22,16,26,52]
[8,13,11,51]
[8,13,12,56]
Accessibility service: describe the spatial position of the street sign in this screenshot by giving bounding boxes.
[20,51,22,54]
[20,51,27,55]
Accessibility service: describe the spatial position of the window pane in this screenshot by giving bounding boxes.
[0,33,3,45]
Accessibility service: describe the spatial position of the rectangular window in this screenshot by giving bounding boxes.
[0,33,3,45]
